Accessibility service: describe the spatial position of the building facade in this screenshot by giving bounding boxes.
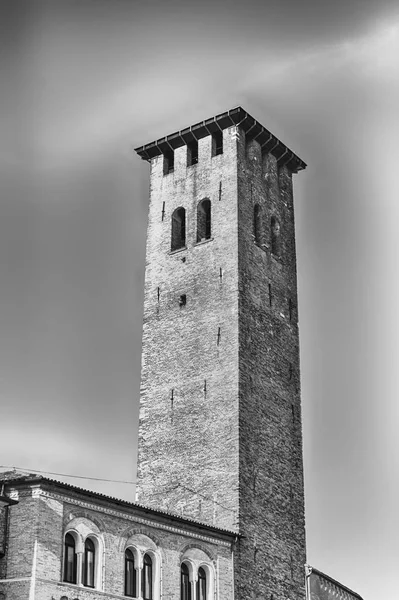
[0,472,236,600]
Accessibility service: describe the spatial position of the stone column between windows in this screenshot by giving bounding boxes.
[190,570,198,600]
[76,551,83,586]
[137,554,143,599]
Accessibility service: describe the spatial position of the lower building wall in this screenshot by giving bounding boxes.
[0,484,235,600]
[0,579,31,600]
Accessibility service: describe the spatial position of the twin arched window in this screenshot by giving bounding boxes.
[124,549,153,599]
[63,533,96,588]
[181,563,207,600]
[171,200,212,251]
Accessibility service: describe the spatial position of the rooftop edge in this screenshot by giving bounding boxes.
[134,106,306,173]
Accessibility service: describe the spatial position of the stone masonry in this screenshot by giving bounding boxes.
[0,474,235,600]
[135,107,307,600]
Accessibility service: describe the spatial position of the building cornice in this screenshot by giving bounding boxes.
[134,106,306,173]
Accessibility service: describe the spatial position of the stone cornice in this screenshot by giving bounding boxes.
[39,489,232,547]
[134,106,306,173]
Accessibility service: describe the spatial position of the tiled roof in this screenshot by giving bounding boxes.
[0,470,237,538]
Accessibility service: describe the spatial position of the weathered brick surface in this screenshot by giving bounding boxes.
[236,136,306,600]
[137,128,240,529]
[137,124,306,599]
[0,479,234,599]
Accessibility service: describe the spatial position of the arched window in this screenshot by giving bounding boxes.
[83,538,95,588]
[197,199,211,243]
[125,548,136,598]
[171,207,186,251]
[63,533,77,584]
[271,216,281,256]
[253,204,261,245]
[197,567,207,600]
[142,553,153,600]
[181,563,191,600]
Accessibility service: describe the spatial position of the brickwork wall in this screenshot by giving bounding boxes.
[137,128,241,529]
[136,124,307,599]
[0,580,30,600]
[2,492,38,580]
[236,135,306,600]
[0,485,234,600]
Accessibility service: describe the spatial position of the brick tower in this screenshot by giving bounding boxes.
[135,107,307,600]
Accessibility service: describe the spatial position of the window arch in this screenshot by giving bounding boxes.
[197,199,211,243]
[142,553,153,600]
[171,207,186,251]
[83,537,95,588]
[271,216,281,256]
[253,204,261,245]
[63,532,77,584]
[197,567,207,600]
[125,548,137,598]
[181,562,191,600]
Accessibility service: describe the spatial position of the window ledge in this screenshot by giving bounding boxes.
[169,246,187,255]
[194,237,214,247]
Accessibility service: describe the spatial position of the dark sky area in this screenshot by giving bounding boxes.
[1,1,399,598]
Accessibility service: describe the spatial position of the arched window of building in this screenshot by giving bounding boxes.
[63,533,77,584]
[197,567,207,600]
[271,216,281,256]
[253,204,261,245]
[181,563,191,600]
[197,199,211,243]
[142,553,153,600]
[83,538,95,588]
[125,548,136,598]
[171,207,186,251]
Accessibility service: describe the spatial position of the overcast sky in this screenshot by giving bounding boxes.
[1,1,399,598]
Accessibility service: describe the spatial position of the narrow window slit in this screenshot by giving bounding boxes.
[219,181,222,201]
[203,379,207,398]
[157,287,160,302]
[268,283,272,307]
[219,267,223,281]
[271,216,281,256]
[161,201,165,221]
[163,150,174,175]
[217,327,221,346]
[171,207,186,251]
[253,204,261,245]
[187,140,198,166]
[197,199,211,242]
[212,130,223,156]
[179,294,186,307]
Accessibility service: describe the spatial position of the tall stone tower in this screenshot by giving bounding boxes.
[135,107,307,600]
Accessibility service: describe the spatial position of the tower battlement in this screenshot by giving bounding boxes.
[135,106,306,172]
